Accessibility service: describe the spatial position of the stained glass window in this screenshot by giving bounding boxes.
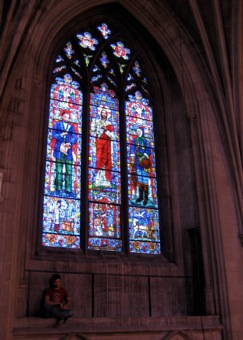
[42,21,161,254]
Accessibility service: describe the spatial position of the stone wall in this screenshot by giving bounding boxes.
[0,1,242,339]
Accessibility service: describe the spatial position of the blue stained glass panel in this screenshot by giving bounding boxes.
[88,203,121,248]
[126,91,161,254]
[46,124,80,198]
[42,73,83,248]
[127,128,154,148]
[89,104,119,136]
[88,168,121,204]
[126,138,157,208]
[88,84,121,251]
[42,234,80,248]
[125,94,152,120]
[44,161,81,199]
[89,88,120,188]
[129,240,160,254]
[90,84,119,112]
[88,238,122,251]
[48,100,82,134]
[46,128,81,165]
[42,196,80,246]
[50,80,82,104]
[127,173,158,208]
[126,120,154,147]
[126,143,156,177]
[89,108,119,140]
[128,206,160,254]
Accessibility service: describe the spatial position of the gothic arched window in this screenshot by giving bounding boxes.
[41,18,162,255]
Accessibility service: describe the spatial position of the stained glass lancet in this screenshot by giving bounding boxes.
[126,91,160,254]
[88,84,122,251]
[42,75,82,248]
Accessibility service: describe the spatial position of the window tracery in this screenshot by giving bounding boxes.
[42,21,161,254]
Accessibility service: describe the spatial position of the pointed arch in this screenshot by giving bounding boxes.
[41,7,164,254]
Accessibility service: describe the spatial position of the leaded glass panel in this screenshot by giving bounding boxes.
[88,203,121,251]
[42,20,161,254]
[42,75,82,247]
[126,91,160,254]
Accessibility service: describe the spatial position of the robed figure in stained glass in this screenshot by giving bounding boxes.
[91,105,115,187]
[130,127,151,206]
[52,110,78,196]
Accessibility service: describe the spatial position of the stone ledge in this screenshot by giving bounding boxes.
[12,316,223,337]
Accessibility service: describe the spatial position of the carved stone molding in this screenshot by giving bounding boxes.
[60,334,87,340]
[186,110,196,120]
[239,233,243,247]
[163,330,195,339]
[0,172,3,203]
[34,73,44,85]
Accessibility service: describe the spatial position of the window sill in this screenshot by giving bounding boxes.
[12,316,223,338]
